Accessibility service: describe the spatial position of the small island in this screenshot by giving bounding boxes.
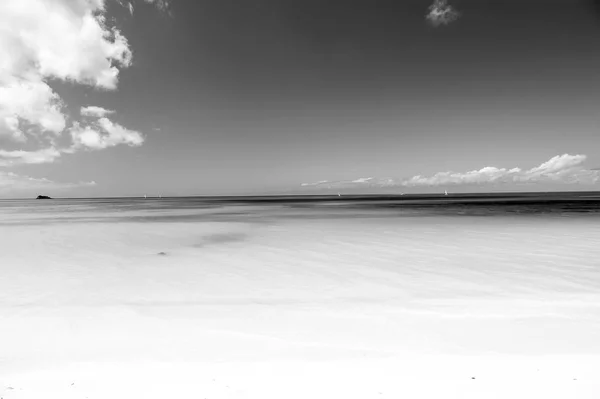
[36,195,52,200]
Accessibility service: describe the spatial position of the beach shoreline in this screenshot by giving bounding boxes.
[2,199,600,398]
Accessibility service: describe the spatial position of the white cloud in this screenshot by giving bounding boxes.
[302,154,600,189]
[411,154,600,186]
[0,78,66,140]
[70,117,144,150]
[404,166,522,186]
[0,0,132,99]
[351,177,375,184]
[8,1,132,90]
[301,180,331,187]
[403,154,600,186]
[0,0,154,149]
[426,0,460,27]
[0,170,96,194]
[301,177,395,189]
[0,0,170,194]
[0,110,145,166]
[0,147,62,166]
[81,105,115,118]
[526,154,586,177]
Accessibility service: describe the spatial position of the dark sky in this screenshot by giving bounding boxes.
[27,0,600,195]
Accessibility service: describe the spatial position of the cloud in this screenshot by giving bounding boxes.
[418,154,593,186]
[119,0,172,16]
[404,167,521,186]
[0,1,132,91]
[144,0,171,15]
[0,112,145,167]
[69,117,144,151]
[0,147,62,166]
[301,178,381,187]
[0,0,130,142]
[0,0,170,194]
[0,0,157,153]
[526,154,586,176]
[301,180,331,187]
[145,0,170,11]
[0,78,66,141]
[411,154,598,186]
[0,110,145,166]
[301,177,395,189]
[81,105,115,118]
[426,0,460,27]
[0,170,96,194]
[351,177,375,184]
[301,154,600,190]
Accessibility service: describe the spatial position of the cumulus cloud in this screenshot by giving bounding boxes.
[404,154,594,186]
[0,0,132,91]
[526,154,586,177]
[0,147,62,166]
[0,0,170,197]
[81,105,115,118]
[0,170,96,194]
[302,154,600,190]
[426,0,460,27]
[0,0,162,153]
[404,166,521,186]
[69,117,144,150]
[0,109,145,166]
[0,0,131,142]
[0,78,66,141]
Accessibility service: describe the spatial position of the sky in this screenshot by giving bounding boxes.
[1,0,600,197]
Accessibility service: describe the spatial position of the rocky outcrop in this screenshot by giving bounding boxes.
[36,195,52,199]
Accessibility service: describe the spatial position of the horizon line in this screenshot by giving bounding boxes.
[2,189,600,201]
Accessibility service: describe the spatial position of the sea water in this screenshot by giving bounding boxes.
[1,194,600,398]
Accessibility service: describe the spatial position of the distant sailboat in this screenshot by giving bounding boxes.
[144,194,147,199]
[444,190,448,196]
[337,192,341,197]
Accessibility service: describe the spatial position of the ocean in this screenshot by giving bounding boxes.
[1,193,600,398]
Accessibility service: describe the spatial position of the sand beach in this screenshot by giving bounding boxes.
[1,198,600,398]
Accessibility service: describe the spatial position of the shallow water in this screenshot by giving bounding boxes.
[1,194,600,397]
